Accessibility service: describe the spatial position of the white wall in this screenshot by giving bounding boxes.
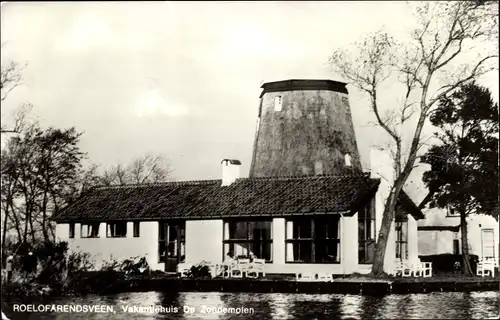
[177,216,361,275]
[56,221,162,271]
[418,230,456,255]
[418,209,499,261]
[343,215,358,272]
[272,218,286,266]
[184,220,223,264]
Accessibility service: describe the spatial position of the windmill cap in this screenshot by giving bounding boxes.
[260,79,348,97]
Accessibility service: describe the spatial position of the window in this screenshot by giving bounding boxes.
[274,96,283,111]
[446,207,459,217]
[286,216,341,263]
[81,222,100,238]
[159,221,185,263]
[358,200,376,264]
[395,213,408,260]
[69,222,75,238]
[133,222,140,238]
[345,154,352,167]
[107,221,127,238]
[223,220,273,262]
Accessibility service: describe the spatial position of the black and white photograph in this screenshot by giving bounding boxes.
[1,1,499,319]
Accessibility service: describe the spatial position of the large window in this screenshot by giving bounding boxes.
[395,212,408,260]
[81,222,100,238]
[107,221,127,238]
[286,216,340,263]
[358,200,376,264]
[158,221,185,263]
[223,220,272,262]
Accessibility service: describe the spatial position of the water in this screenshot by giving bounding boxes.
[2,291,499,319]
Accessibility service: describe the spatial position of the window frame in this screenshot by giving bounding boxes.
[446,207,460,217]
[106,221,128,238]
[358,199,376,264]
[395,212,408,261]
[158,221,186,264]
[133,221,140,238]
[223,219,273,263]
[69,222,75,239]
[80,222,100,238]
[285,216,341,264]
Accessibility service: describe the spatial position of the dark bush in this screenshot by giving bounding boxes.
[186,264,211,279]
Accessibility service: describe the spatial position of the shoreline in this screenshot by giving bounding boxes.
[116,277,500,296]
[3,275,498,299]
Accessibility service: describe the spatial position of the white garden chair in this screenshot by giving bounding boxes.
[231,259,251,278]
[401,260,413,277]
[246,258,266,278]
[412,262,432,278]
[477,258,496,277]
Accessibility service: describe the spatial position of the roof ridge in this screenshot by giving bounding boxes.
[90,173,376,191]
[92,179,221,190]
[242,173,371,181]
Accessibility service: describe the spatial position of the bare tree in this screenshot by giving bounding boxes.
[1,42,30,134]
[99,154,173,186]
[1,61,23,102]
[1,124,85,248]
[129,155,172,184]
[329,1,498,275]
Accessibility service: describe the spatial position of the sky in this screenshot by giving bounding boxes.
[1,1,498,202]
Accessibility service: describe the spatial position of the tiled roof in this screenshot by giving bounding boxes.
[52,174,384,222]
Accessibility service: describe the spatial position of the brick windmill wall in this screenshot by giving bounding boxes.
[249,79,362,178]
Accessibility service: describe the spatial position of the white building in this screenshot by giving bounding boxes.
[53,155,424,276]
[418,207,499,262]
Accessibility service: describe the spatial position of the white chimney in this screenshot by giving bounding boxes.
[221,159,241,186]
[369,147,394,181]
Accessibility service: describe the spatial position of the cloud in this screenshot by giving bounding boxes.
[134,88,188,118]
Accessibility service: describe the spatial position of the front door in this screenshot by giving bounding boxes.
[159,221,186,272]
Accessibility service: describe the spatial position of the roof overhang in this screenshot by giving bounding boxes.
[418,225,460,232]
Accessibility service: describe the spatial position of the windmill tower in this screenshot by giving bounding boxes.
[249,79,362,178]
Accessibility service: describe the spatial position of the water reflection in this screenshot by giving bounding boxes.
[2,291,498,320]
[340,295,362,319]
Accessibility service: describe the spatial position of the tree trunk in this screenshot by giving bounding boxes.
[23,210,29,243]
[9,201,23,241]
[2,207,10,256]
[372,190,398,275]
[29,214,36,243]
[460,212,473,275]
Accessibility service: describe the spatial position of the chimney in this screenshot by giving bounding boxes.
[369,147,394,181]
[221,159,241,186]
